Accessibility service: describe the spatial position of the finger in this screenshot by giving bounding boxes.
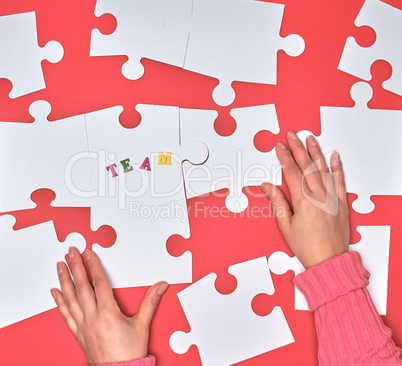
[85,249,116,310]
[330,151,347,202]
[68,247,96,314]
[51,288,78,335]
[286,131,324,193]
[306,135,331,189]
[261,183,292,232]
[135,282,169,329]
[57,261,84,323]
[275,140,308,201]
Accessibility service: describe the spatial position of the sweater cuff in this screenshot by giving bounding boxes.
[90,355,156,366]
[294,251,370,311]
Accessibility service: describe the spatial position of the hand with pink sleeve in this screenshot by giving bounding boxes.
[261,130,350,269]
[262,131,402,365]
[51,247,168,366]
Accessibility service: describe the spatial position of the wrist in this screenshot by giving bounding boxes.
[89,355,156,366]
[303,248,349,269]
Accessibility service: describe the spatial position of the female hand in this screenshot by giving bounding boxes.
[51,247,168,365]
[261,131,350,269]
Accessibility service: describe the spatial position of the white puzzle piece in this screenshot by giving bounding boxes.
[170,257,294,366]
[339,0,402,96]
[181,105,281,213]
[0,101,95,211]
[297,82,402,214]
[268,226,391,315]
[168,0,304,106]
[90,0,191,80]
[0,12,63,98]
[91,198,192,288]
[0,215,86,328]
[85,104,208,209]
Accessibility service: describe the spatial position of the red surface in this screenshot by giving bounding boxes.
[1,0,402,365]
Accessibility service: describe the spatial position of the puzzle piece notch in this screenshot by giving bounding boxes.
[172,0,305,106]
[170,257,294,366]
[0,100,95,211]
[181,104,281,213]
[0,215,86,328]
[297,82,402,214]
[0,11,63,98]
[90,0,191,80]
[268,226,391,315]
[338,0,402,96]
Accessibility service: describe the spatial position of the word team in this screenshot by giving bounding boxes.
[106,152,172,178]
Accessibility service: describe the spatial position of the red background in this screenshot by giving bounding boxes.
[1,0,402,365]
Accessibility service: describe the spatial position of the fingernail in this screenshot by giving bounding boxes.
[68,247,75,259]
[157,283,169,296]
[308,135,318,146]
[261,184,270,195]
[57,262,64,274]
[50,289,57,302]
[287,131,298,140]
[332,151,340,165]
[85,249,91,262]
[277,142,287,150]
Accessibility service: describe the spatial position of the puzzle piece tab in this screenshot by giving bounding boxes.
[170,257,294,366]
[0,215,86,328]
[90,0,191,80]
[181,105,281,213]
[339,0,402,96]
[0,12,63,98]
[174,0,305,106]
[0,101,95,212]
[268,226,391,315]
[297,82,402,214]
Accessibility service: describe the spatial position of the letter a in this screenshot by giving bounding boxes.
[158,152,172,165]
[140,157,151,171]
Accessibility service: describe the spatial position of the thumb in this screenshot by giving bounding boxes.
[136,281,169,328]
[261,183,292,230]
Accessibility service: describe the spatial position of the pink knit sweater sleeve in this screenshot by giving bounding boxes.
[294,251,402,365]
[91,355,155,366]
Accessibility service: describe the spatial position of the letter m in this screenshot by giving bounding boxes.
[158,152,172,165]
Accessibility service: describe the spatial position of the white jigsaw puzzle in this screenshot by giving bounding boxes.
[90,0,191,80]
[0,215,86,328]
[84,104,212,288]
[297,82,402,214]
[0,100,96,212]
[170,257,294,366]
[268,226,391,315]
[91,198,192,288]
[167,0,305,106]
[0,11,64,98]
[339,0,402,96]
[85,104,208,209]
[181,104,281,213]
